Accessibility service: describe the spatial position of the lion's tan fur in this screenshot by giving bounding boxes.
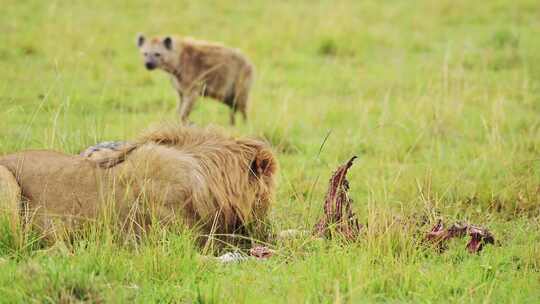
[0,125,277,240]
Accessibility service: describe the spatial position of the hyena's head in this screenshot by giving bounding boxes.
[137,34,176,71]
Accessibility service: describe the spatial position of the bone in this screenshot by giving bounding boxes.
[313,156,362,240]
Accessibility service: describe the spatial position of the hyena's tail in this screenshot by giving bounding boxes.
[0,164,21,231]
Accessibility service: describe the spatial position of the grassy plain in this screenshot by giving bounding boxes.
[1,0,539,302]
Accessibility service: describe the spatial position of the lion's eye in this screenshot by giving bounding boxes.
[154,53,161,57]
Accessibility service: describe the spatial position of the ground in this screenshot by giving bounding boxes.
[1,0,540,302]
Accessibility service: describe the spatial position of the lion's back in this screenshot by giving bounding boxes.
[0,150,103,227]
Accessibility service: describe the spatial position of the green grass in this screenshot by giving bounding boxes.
[1,0,540,302]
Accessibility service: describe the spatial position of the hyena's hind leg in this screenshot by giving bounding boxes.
[226,91,240,126]
[234,66,253,125]
[227,66,253,125]
[228,86,250,125]
[239,106,248,122]
[228,99,247,126]
[0,165,21,231]
[229,111,236,126]
[234,89,249,125]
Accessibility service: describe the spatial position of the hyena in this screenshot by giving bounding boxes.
[137,35,254,125]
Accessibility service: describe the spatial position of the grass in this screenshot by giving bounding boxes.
[1,0,540,302]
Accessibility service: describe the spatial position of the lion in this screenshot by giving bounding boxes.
[0,124,277,243]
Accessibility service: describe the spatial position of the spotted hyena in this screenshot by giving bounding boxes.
[137,35,254,125]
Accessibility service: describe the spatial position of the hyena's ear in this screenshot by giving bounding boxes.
[163,36,173,50]
[137,34,145,48]
[250,147,278,179]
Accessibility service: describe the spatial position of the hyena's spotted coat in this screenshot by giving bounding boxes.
[137,35,254,125]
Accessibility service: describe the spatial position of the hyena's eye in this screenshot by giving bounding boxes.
[143,52,148,56]
[154,53,161,57]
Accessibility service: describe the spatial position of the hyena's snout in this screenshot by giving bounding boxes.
[145,61,157,70]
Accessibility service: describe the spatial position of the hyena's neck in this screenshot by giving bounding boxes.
[163,63,181,80]
[161,41,184,79]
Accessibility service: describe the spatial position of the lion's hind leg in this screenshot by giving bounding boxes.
[0,165,21,231]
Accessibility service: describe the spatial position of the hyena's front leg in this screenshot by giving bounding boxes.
[170,76,185,118]
[0,165,21,231]
[176,90,184,118]
[178,90,198,124]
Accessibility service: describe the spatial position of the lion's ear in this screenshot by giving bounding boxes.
[250,148,277,179]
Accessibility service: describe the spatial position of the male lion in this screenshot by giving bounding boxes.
[0,124,277,242]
